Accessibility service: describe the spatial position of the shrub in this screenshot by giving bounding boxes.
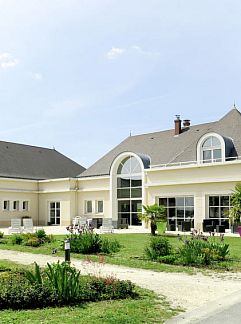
[0,232,4,239]
[10,234,24,245]
[35,229,47,240]
[178,238,230,266]
[101,238,121,254]
[145,236,172,260]
[68,232,121,254]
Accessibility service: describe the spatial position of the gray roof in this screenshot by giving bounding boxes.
[0,141,85,180]
[80,108,241,178]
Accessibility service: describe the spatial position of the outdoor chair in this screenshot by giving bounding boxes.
[100,218,114,233]
[8,219,22,234]
[22,218,34,233]
[72,216,87,227]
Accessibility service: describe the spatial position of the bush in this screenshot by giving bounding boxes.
[178,238,230,266]
[68,232,121,254]
[35,229,47,240]
[0,232,4,239]
[101,238,121,254]
[10,234,24,245]
[145,236,172,260]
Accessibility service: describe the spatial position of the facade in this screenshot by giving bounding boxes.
[1,108,241,231]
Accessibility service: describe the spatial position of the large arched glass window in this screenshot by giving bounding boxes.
[201,136,222,163]
[117,156,142,226]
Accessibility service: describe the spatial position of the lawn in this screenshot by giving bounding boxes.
[0,231,241,272]
[0,260,179,324]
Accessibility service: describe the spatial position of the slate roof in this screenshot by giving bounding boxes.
[0,141,85,180]
[79,108,241,178]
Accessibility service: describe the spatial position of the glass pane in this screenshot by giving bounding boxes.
[118,213,130,225]
[131,177,142,187]
[168,198,175,207]
[56,202,60,208]
[131,200,142,212]
[56,210,60,217]
[213,149,221,161]
[131,213,141,225]
[118,201,130,212]
[131,188,142,198]
[176,197,184,206]
[87,201,92,213]
[185,207,194,218]
[220,196,229,206]
[209,196,219,206]
[185,197,194,206]
[209,207,219,218]
[56,218,60,225]
[50,210,55,217]
[221,207,229,218]
[50,202,55,209]
[203,138,212,148]
[159,198,167,207]
[212,136,220,147]
[121,157,131,174]
[176,207,184,218]
[117,177,130,188]
[97,201,103,213]
[131,157,141,173]
[203,150,211,162]
[169,208,176,218]
[117,188,130,199]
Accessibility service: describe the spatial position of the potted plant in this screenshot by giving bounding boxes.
[229,183,241,235]
[138,204,166,235]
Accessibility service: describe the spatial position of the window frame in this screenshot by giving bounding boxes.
[96,200,104,214]
[85,200,93,214]
[197,133,225,164]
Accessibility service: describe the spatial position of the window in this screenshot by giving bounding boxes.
[159,196,194,230]
[49,202,60,225]
[13,200,19,211]
[3,200,10,211]
[201,136,222,163]
[209,195,231,222]
[85,201,93,214]
[96,200,103,214]
[117,156,142,226]
[22,201,29,211]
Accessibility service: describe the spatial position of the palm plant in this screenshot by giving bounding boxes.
[229,183,241,227]
[139,204,166,235]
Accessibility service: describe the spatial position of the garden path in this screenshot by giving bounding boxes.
[1,249,241,312]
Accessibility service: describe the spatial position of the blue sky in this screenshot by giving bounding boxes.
[0,0,241,167]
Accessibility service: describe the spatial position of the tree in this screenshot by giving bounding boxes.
[139,204,166,235]
[229,183,241,226]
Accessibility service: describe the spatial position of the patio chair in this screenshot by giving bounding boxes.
[72,216,87,226]
[8,219,22,234]
[22,218,34,233]
[100,218,114,233]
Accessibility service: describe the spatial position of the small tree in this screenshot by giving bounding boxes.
[229,183,241,226]
[139,204,166,235]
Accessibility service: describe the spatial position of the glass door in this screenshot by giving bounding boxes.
[49,202,60,225]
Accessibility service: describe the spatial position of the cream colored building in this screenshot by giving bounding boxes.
[1,108,241,232]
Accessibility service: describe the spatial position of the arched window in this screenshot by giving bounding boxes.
[116,156,142,226]
[201,136,222,163]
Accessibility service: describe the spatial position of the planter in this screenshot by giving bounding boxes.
[238,226,241,237]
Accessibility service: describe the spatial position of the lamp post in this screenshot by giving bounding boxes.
[64,239,71,262]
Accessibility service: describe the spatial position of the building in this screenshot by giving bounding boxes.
[0,107,241,231]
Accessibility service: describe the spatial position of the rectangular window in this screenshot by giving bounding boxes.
[3,200,10,211]
[158,196,194,230]
[13,201,19,211]
[208,195,231,220]
[85,201,92,213]
[22,201,29,211]
[96,200,103,214]
[49,201,61,225]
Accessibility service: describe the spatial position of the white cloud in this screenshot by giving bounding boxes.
[32,72,43,80]
[106,47,126,59]
[0,52,19,69]
[106,46,160,60]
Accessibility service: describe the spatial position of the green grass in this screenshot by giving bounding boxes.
[1,232,241,273]
[0,260,180,324]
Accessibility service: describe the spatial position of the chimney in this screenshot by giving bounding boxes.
[174,115,182,135]
[183,119,191,128]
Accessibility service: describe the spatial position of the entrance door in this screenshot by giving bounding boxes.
[49,202,60,225]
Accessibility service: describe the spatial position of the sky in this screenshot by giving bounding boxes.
[0,0,241,168]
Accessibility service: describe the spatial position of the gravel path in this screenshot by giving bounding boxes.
[1,250,241,312]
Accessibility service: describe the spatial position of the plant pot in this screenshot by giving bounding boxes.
[238,226,241,236]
